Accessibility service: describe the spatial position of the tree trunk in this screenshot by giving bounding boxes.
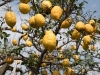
[0,63,8,75]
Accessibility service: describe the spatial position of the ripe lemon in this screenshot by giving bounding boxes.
[59,49,63,53]
[88,19,95,26]
[45,55,50,61]
[19,3,30,14]
[71,45,76,50]
[42,30,56,52]
[82,42,89,50]
[90,32,95,38]
[51,6,63,20]
[90,45,96,51]
[33,52,38,57]
[82,69,86,74]
[62,58,70,67]
[26,40,33,47]
[41,63,47,68]
[5,11,16,28]
[60,18,72,28]
[22,24,29,31]
[12,39,18,46]
[6,56,14,64]
[42,69,47,75]
[28,71,32,75]
[42,0,52,12]
[72,29,81,40]
[29,16,37,28]
[53,69,60,75]
[11,27,17,32]
[83,35,91,45]
[75,21,85,31]
[34,14,46,27]
[64,67,75,75]
[20,0,30,3]
[23,34,28,41]
[73,55,79,61]
[58,54,64,59]
[85,24,94,34]
[93,22,98,32]
[17,60,21,64]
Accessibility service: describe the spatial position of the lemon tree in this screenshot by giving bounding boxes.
[0,0,100,75]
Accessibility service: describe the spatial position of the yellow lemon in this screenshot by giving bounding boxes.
[93,22,98,32]
[90,32,95,38]
[75,21,85,31]
[45,55,50,61]
[85,24,94,34]
[29,16,36,28]
[12,39,18,46]
[90,45,96,51]
[62,58,70,67]
[83,35,91,45]
[28,71,33,75]
[11,27,17,32]
[72,29,81,40]
[42,30,56,52]
[82,42,89,50]
[88,19,95,26]
[82,69,86,74]
[19,3,30,14]
[17,60,21,64]
[33,52,38,57]
[73,55,79,61]
[5,11,16,28]
[71,45,77,50]
[53,69,60,75]
[51,6,63,20]
[34,14,46,27]
[20,0,30,3]
[22,24,29,31]
[64,67,75,75]
[60,18,72,28]
[26,40,33,47]
[23,34,28,41]
[58,54,64,59]
[59,49,63,53]
[42,69,47,75]
[42,0,52,12]
[41,63,47,68]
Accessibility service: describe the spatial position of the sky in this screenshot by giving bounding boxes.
[83,0,100,18]
[0,0,100,75]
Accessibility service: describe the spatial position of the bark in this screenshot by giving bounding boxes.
[0,63,8,75]
[0,0,14,7]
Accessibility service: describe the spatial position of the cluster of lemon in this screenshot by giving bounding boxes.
[41,30,56,52]
[42,68,74,75]
[19,0,30,14]
[71,19,97,51]
[4,0,73,49]
[42,0,73,29]
[4,0,97,74]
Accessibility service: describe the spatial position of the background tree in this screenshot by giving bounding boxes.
[0,0,100,75]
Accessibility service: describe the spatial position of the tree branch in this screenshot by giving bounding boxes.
[0,0,14,7]
[0,63,8,75]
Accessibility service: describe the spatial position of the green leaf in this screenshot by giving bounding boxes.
[6,34,10,37]
[36,0,39,2]
[31,6,35,11]
[21,60,28,65]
